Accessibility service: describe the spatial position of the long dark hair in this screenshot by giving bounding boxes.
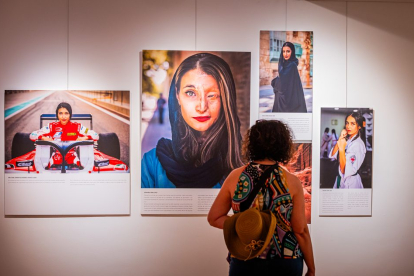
[168,53,243,172]
[331,129,337,140]
[346,112,366,146]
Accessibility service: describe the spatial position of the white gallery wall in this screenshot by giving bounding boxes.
[0,0,413,275]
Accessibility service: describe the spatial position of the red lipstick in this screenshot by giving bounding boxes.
[193,116,210,122]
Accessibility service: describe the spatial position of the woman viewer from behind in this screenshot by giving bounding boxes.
[329,112,366,189]
[208,120,315,276]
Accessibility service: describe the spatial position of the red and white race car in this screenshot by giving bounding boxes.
[5,114,129,173]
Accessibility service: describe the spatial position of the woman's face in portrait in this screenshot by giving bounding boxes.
[57,107,70,125]
[283,46,292,60]
[177,69,221,134]
[345,115,360,137]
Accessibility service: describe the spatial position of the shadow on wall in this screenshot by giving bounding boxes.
[309,1,414,41]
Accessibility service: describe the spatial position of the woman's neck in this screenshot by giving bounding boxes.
[253,159,277,165]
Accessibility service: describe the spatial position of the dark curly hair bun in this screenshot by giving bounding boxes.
[243,120,294,164]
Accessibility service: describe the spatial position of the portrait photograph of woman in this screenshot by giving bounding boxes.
[4,90,131,215]
[259,31,313,114]
[320,108,373,189]
[5,90,130,174]
[141,50,251,189]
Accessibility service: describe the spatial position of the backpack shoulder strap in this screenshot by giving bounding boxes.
[240,164,278,211]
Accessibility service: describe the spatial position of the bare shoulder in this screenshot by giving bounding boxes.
[281,167,302,197]
[224,166,246,185]
[222,166,247,194]
[229,166,246,177]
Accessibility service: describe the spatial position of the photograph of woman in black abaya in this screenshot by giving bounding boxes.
[271,42,307,113]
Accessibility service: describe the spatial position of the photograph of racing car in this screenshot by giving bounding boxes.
[5,90,130,174]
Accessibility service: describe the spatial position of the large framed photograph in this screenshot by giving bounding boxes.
[4,90,130,215]
[141,50,251,214]
[319,107,373,216]
[259,31,313,140]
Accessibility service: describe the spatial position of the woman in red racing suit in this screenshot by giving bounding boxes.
[30,102,99,169]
